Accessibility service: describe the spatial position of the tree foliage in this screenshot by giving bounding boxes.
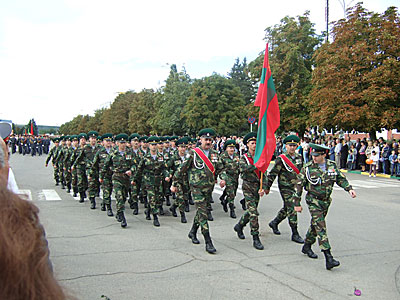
[309,4,400,137]
[128,89,160,135]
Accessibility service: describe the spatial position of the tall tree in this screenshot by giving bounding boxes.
[228,57,256,105]
[27,119,38,135]
[156,64,192,135]
[183,74,246,136]
[248,12,322,135]
[309,4,400,139]
[128,89,160,135]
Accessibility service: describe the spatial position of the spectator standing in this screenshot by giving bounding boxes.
[347,144,357,170]
[369,150,379,177]
[389,150,398,176]
[340,139,349,169]
[381,142,391,174]
[334,138,342,168]
[329,141,335,161]
[359,141,367,172]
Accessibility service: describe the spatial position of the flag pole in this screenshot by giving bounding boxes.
[259,172,263,192]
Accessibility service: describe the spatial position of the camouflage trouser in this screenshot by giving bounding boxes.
[174,181,189,213]
[192,186,211,235]
[305,195,331,250]
[128,180,140,205]
[276,188,297,226]
[225,177,239,205]
[113,175,130,213]
[77,166,88,193]
[145,177,162,214]
[71,168,78,191]
[138,177,147,199]
[88,170,100,198]
[64,168,72,187]
[206,189,213,211]
[239,181,261,236]
[58,162,65,184]
[52,163,59,183]
[101,176,113,205]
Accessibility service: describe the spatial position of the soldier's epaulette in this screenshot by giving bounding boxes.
[304,161,313,168]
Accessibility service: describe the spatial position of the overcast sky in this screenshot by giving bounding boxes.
[1,0,397,126]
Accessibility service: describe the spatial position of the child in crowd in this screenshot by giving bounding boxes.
[369,150,379,177]
[389,150,398,176]
[347,145,357,170]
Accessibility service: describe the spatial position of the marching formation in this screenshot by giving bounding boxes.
[45,129,357,270]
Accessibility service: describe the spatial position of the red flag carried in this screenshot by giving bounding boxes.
[254,44,280,173]
[30,120,34,135]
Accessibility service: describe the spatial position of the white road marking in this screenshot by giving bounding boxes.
[18,189,32,201]
[41,189,62,201]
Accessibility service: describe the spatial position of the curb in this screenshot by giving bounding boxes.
[339,169,398,179]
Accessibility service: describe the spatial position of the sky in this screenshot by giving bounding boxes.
[0,0,398,126]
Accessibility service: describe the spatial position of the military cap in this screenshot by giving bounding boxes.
[102,133,113,141]
[139,135,148,142]
[78,133,88,140]
[170,135,179,141]
[224,139,236,150]
[53,137,60,143]
[192,138,198,144]
[283,134,300,145]
[70,135,78,141]
[87,131,99,137]
[159,136,166,142]
[243,132,257,145]
[115,133,129,142]
[176,137,189,146]
[64,135,71,141]
[198,128,216,138]
[309,143,330,156]
[129,133,140,141]
[164,136,171,141]
[147,136,160,144]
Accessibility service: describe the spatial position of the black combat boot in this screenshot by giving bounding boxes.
[106,204,113,217]
[322,249,340,270]
[253,235,264,250]
[143,196,148,208]
[188,193,194,205]
[100,202,106,211]
[207,210,213,221]
[73,187,78,197]
[302,243,318,259]
[129,201,135,209]
[159,205,164,215]
[153,214,160,227]
[229,203,236,219]
[169,204,177,217]
[132,202,138,215]
[61,182,65,189]
[268,217,282,235]
[234,223,245,239]
[239,198,246,210]
[203,232,216,254]
[290,225,304,244]
[79,192,85,203]
[116,211,122,222]
[139,195,144,204]
[180,211,187,223]
[219,189,226,202]
[172,193,177,200]
[185,201,190,212]
[89,197,96,209]
[67,184,71,193]
[165,195,171,206]
[120,212,127,228]
[221,198,228,213]
[55,180,60,186]
[188,224,200,244]
[145,208,151,220]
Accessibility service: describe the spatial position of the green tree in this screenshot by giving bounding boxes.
[156,64,192,135]
[309,4,400,140]
[248,12,322,136]
[183,74,246,136]
[128,89,160,135]
[228,57,256,105]
[86,108,106,134]
[27,119,39,135]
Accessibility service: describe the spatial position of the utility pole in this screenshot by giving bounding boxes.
[325,0,329,42]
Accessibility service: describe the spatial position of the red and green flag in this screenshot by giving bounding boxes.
[254,43,280,173]
[30,119,34,135]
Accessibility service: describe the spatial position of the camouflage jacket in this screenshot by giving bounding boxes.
[239,151,268,188]
[63,146,74,169]
[45,145,59,165]
[101,149,137,181]
[168,152,190,184]
[173,146,223,189]
[293,159,353,206]
[266,153,303,191]
[135,151,169,185]
[90,146,112,177]
[73,144,101,169]
[54,145,66,165]
[219,151,240,182]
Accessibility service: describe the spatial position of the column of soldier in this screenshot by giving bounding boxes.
[45,129,357,271]
[8,134,51,156]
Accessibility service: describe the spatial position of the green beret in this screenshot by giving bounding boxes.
[70,135,78,141]
[192,138,197,144]
[115,133,129,142]
[309,143,330,156]
[139,136,148,142]
[129,133,140,141]
[224,139,236,150]
[283,135,300,144]
[147,136,160,144]
[176,137,189,146]
[243,132,257,145]
[78,133,88,140]
[87,131,99,137]
[102,133,113,141]
[198,128,216,138]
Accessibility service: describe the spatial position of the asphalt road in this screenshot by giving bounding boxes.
[9,153,400,300]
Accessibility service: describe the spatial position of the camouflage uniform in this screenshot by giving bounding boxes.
[266,153,303,227]
[168,151,190,213]
[293,159,353,250]
[45,144,60,184]
[127,147,142,211]
[238,152,268,236]
[70,146,79,196]
[55,145,66,187]
[91,146,113,207]
[72,146,88,196]
[63,145,74,192]
[219,151,240,215]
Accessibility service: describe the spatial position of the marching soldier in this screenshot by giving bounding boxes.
[72,133,89,203]
[219,139,240,218]
[101,134,136,228]
[138,136,149,205]
[63,136,73,193]
[293,143,357,270]
[135,136,170,227]
[45,137,60,185]
[127,133,141,215]
[265,134,304,244]
[233,132,268,250]
[70,135,80,197]
[90,134,114,216]
[171,128,225,254]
